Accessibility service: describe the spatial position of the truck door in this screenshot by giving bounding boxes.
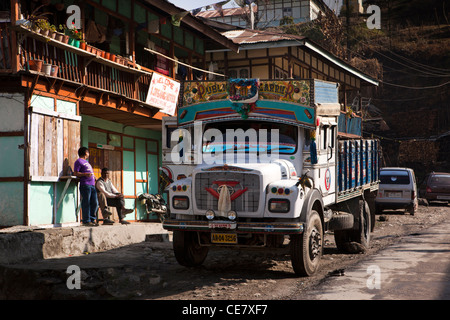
[161,116,196,181]
[162,116,178,167]
[319,118,337,205]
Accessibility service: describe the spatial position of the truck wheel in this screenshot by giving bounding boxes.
[408,204,415,216]
[173,231,209,267]
[352,200,371,249]
[328,212,354,230]
[334,200,371,253]
[290,210,323,276]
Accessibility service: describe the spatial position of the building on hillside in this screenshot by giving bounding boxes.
[0,0,237,227]
[195,0,332,29]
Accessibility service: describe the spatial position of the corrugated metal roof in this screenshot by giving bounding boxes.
[195,6,257,19]
[143,0,239,52]
[222,29,305,45]
[217,28,378,86]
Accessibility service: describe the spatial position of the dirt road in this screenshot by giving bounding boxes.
[1,202,448,300]
[141,202,450,300]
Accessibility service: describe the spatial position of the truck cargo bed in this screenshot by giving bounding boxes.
[337,139,380,202]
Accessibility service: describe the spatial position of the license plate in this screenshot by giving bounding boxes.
[437,195,450,200]
[209,221,236,229]
[211,233,237,244]
[387,192,402,198]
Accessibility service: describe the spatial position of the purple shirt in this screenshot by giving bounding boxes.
[74,158,95,186]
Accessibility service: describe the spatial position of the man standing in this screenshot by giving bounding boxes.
[96,167,134,225]
[74,147,98,227]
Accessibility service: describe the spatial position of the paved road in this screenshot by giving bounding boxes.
[300,218,450,300]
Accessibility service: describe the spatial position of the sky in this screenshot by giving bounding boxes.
[168,0,342,14]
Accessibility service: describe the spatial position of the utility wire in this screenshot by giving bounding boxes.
[379,80,450,89]
[344,30,450,77]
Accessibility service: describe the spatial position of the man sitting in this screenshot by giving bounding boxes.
[96,167,134,225]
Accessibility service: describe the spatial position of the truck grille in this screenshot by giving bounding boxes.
[194,171,260,213]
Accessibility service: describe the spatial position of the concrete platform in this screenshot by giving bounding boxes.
[0,222,170,265]
[0,222,172,299]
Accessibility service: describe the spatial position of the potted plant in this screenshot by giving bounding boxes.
[50,65,59,77]
[58,25,69,43]
[54,30,64,42]
[42,62,52,75]
[35,19,51,36]
[29,59,43,72]
[66,22,83,47]
[90,46,98,55]
[48,24,57,39]
[26,5,52,32]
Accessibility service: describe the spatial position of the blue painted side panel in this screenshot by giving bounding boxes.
[337,139,380,194]
[338,112,362,137]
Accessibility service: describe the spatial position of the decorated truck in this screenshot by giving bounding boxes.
[161,79,380,276]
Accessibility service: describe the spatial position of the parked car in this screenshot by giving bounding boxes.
[375,167,418,215]
[419,172,450,204]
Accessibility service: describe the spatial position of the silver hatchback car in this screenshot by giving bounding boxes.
[375,167,418,215]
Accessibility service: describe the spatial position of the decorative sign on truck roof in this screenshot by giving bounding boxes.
[182,79,311,106]
[179,79,339,128]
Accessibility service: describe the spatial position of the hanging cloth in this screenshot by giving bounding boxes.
[217,185,231,217]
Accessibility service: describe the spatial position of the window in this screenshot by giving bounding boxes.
[380,171,410,185]
[203,121,298,155]
[330,126,335,148]
[431,175,450,185]
[321,125,328,150]
[239,68,249,78]
[274,67,288,79]
[228,68,250,79]
[228,70,238,78]
[283,7,292,16]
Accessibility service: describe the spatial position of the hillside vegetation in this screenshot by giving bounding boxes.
[276,0,450,175]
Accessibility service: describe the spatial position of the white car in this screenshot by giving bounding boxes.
[375,167,418,215]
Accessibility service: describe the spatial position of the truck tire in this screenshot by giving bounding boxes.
[408,204,415,216]
[328,212,354,230]
[334,200,371,253]
[173,231,209,267]
[353,199,371,249]
[290,210,323,276]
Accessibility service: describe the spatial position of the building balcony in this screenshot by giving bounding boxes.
[4,23,162,115]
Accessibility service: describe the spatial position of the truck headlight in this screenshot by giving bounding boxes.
[269,199,290,213]
[228,210,237,220]
[172,196,189,210]
[206,210,215,220]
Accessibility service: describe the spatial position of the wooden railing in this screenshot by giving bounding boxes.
[12,24,154,105]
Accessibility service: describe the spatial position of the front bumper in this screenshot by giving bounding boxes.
[163,219,304,234]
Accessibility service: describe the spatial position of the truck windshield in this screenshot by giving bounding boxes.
[202,121,297,154]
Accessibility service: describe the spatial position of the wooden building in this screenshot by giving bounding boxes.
[195,0,331,29]
[205,28,379,137]
[0,0,237,227]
